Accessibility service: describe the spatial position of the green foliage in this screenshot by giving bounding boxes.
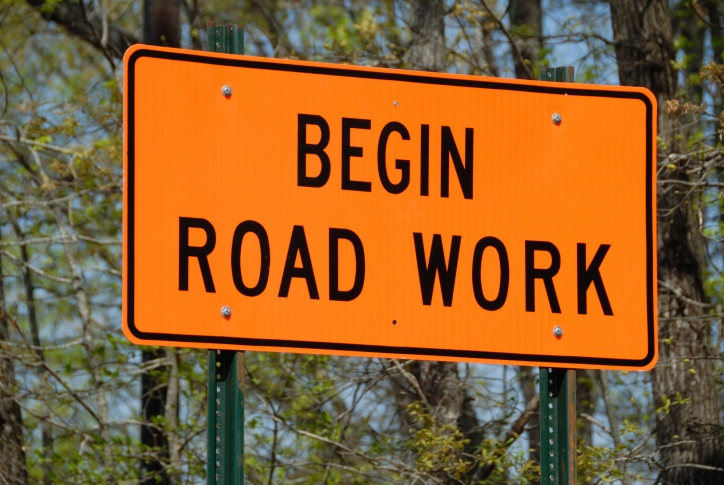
[656,392,692,416]
[577,445,626,484]
[408,401,470,478]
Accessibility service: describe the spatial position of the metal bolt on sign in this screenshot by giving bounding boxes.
[221,306,232,318]
[553,326,563,337]
[222,85,232,97]
[552,113,562,125]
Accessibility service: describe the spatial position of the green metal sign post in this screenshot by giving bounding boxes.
[206,24,245,485]
[538,66,578,485]
[208,350,244,485]
[540,367,577,484]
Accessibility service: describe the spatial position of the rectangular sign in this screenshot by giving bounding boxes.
[123,45,657,370]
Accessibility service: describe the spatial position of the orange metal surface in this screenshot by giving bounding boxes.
[123,45,658,370]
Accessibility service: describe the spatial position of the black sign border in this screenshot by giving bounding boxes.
[125,47,656,368]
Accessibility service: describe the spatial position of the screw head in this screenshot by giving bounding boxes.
[552,113,562,125]
[221,306,232,318]
[553,326,563,337]
[221,85,232,97]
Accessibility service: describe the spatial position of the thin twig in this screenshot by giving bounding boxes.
[392,358,430,409]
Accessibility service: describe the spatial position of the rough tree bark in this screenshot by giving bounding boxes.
[0,236,28,485]
[609,0,724,482]
[509,0,541,79]
[406,0,447,71]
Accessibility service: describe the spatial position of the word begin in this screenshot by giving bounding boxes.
[297,114,474,199]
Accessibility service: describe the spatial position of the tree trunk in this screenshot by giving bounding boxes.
[165,349,181,485]
[406,0,446,71]
[0,236,28,485]
[510,0,545,467]
[139,3,180,483]
[509,0,542,79]
[140,349,170,485]
[145,0,180,47]
[405,5,485,483]
[11,218,52,485]
[609,0,724,482]
[459,394,485,480]
[409,360,470,484]
[608,0,677,104]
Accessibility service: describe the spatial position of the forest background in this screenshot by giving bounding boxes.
[1,0,724,484]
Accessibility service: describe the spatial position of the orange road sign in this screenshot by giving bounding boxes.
[123,45,657,370]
